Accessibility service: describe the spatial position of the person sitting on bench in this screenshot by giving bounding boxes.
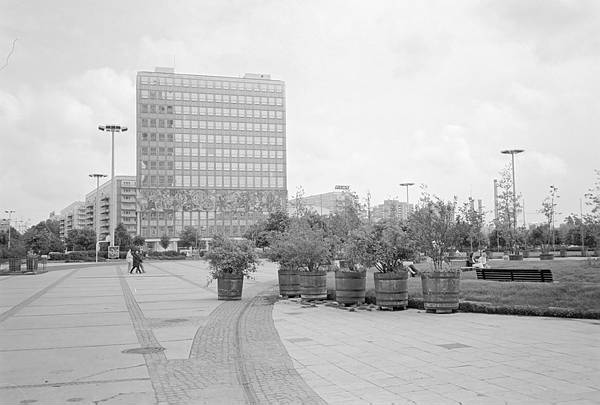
[472,250,488,269]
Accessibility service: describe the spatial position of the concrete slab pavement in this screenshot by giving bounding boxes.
[2,259,599,404]
[273,299,600,404]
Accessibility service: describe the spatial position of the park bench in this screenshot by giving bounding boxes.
[475,268,553,283]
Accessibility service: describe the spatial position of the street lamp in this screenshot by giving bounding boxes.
[98,124,127,248]
[501,149,524,252]
[89,173,107,262]
[399,182,415,220]
[4,210,15,249]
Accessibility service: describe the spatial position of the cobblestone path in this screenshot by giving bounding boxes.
[119,264,326,404]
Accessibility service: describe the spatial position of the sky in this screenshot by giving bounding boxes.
[1,0,599,230]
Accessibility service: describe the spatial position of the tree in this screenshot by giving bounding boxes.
[584,169,600,247]
[325,192,364,259]
[160,235,170,250]
[455,198,485,251]
[0,227,26,258]
[539,185,560,252]
[64,228,96,251]
[560,216,595,247]
[21,221,65,254]
[269,216,332,271]
[179,226,198,248]
[132,235,146,247]
[408,194,459,270]
[243,210,291,250]
[114,223,132,251]
[495,165,523,253]
[351,220,414,272]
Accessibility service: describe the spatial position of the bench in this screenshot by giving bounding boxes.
[475,268,553,282]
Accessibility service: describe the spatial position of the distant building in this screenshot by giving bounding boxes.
[84,176,137,241]
[288,189,357,216]
[136,68,287,249]
[55,201,87,240]
[371,199,413,222]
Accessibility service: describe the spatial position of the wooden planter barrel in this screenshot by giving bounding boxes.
[278,268,301,298]
[374,271,408,310]
[26,256,38,271]
[509,254,523,261]
[9,258,21,272]
[335,270,366,306]
[217,273,244,301]
[421,270,460,314]
[299,270,327,301]
[539,253,555,261]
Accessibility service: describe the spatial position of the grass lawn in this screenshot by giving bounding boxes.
[326,258,600,313]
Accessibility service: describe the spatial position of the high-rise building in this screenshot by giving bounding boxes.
[84,176,137,241]
[136,68,287,247]
[55,201,87,240]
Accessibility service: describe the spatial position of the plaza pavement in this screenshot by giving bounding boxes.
[0,261,598,404]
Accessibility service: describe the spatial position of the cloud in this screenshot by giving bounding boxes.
[0,68,135,222]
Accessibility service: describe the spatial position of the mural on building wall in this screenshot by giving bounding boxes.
[137,189,287,214]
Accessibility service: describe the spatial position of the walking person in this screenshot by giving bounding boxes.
[130,250,141,274]
[138,250,145,273]
[126,249,133,273]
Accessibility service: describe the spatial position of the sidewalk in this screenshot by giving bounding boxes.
[1,261,599,404]
[273,299,600,404]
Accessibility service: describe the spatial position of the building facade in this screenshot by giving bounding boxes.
[55,201,87,240]
[289,191,354,216]
[136,68,287,245]
[371,200,413,222]
[84,176,137,242]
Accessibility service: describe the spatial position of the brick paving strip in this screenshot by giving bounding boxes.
[119,263,326,404]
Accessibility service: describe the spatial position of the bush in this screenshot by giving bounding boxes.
[49,252,67,261]
[206,236,258,279]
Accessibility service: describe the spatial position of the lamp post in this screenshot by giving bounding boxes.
[4,210,15,249]
[89,173,107,262]
[98,125,127,248]
[501,149,524,253]
[399,182,415,220]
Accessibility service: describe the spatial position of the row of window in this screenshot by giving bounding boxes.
[140,76,283,93]
[140,90,284,105]
[147,106,284,120]
[140,147,285,159]
[140,175,285,188]
[140,118,285,132]
[140,104,285,120]
[142,133,285,145]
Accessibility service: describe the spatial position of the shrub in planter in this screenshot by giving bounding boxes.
[269,220,331,301]
[351,221,414,309]
[205,236,258,300]
[408,194,461,314]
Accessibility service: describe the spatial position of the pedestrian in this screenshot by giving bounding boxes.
[126,249,133,273]
[138,250,145,273]
[131,250,141,274]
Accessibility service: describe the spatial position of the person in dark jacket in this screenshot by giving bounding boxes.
[130,250,142,274]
